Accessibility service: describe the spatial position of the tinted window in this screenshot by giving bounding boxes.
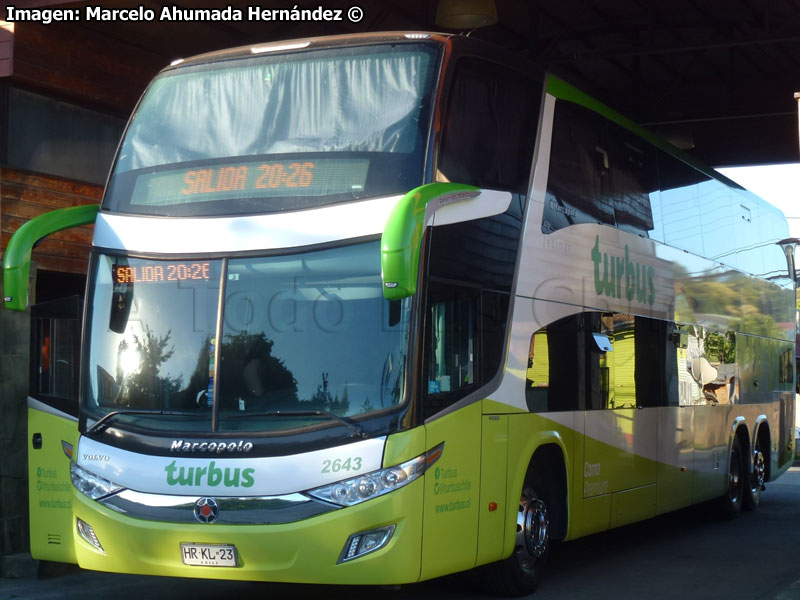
[30,295,83,417]
[525,314,582,412]
[544,101,790,282]
[607,123,656,236]
[650,152,711,256]
[676,324,737,406]
[527,312,674,412]
[543,102,614,232]
[104,44,440,216]
[544,102,657,236]
[422,203,524,418]
[437,59,540,194]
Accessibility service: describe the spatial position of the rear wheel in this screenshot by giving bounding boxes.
[719,435,745,519]
[744,434,766,510]
[484,486,550,597]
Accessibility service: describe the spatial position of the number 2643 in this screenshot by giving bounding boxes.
[321,457,362,473]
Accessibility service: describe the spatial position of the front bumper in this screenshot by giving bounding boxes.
[71,478,424,585]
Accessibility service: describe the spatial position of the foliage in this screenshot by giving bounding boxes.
[117,326,182,409]
[307,372,350,414]
[220,331,298,410]
[680,272,793,337]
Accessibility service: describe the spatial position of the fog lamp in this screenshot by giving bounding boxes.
[76,517,105,553]
[338,525,395,563]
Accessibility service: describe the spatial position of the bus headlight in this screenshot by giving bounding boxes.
[70,463,123,500]
[307,442,443,507]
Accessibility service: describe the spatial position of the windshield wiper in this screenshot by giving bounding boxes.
[85,409,202,436]
[229,409,368,439]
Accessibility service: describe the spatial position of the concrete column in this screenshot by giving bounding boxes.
[0,273,32,558]
[795,92,800,159]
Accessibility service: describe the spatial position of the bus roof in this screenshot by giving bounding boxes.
[163,31,454,73]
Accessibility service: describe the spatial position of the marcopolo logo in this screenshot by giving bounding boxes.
[165,460,255,488]
[591,235,655,306]
[170,439,254,454]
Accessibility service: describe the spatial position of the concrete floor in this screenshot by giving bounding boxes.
[3,466,800,600]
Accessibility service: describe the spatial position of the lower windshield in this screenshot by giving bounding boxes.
[83,241,410,433]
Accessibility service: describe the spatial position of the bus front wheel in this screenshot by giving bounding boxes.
[484,485,550,596]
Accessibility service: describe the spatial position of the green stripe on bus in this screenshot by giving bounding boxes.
[545,75,742,189]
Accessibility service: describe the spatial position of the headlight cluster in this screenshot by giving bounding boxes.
[307,442,443,507]
[70,463,123,500]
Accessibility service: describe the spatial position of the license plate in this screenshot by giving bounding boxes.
[180,543,238,567]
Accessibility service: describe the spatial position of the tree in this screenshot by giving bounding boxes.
[220,331,298,410]
[330,381,350,415]
[306,373,350,414]
[307,372,331,411]
[118,326,182,409]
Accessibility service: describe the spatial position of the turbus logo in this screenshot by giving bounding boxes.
[591,235,656,306]
[165,460,255,488]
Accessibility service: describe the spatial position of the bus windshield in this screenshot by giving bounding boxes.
[103,43,439,216]
[82,241,410,433]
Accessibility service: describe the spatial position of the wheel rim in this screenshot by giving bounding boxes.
[752,448,766,490]
[729,446,742,506]
[515,489,549,572]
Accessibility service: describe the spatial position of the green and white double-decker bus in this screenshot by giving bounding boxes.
[4,32,795,595]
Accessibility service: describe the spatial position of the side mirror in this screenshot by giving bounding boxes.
[380,182,512,300]
[3,204,99,311]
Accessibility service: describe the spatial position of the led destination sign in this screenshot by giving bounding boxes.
[183,162,314,196]
[113,262,211,284]
[131,158,370,207]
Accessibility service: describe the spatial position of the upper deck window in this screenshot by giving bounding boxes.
[103,43,440,216]
[437,59,540,194]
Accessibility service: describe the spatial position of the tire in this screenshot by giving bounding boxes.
[719,435,745,519]
[744,434,766,510]
[483,485,550,597]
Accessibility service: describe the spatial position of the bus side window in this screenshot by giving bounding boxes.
[436,59,539,194]
[606,122,657,237]
[652,152,711,258]
[422,210,520,418]
[423,285,511,419]
[779,345,794,387]
[675,324,739,406]
[543,101,614,233]
[425,287,477,399]
[525,314,582,412]
[586,313,670,410]
[30,295,82,417]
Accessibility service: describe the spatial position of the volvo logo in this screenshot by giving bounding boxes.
[194,497,220,524]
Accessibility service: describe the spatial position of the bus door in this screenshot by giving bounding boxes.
[418,284,484,579]
[27,295,81,563]
[583,313,657,527]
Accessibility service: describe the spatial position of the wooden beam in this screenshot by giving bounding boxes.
[12,20,160,113]
[0,22,12,77]
[0,168,100,268]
